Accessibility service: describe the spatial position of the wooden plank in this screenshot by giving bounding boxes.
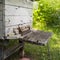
[0,21,3,39]
[0,47,2,60]
[27,9,32,16]
[0,4,3,10]
[0,4,2,20]
[0,15,2,20]
[5,5,16,15]
[4,44,23,59]
[5,5,32,16]
[5,16,31,26]
[22,30,52,45]
[5,5,32,26]
[5,0,33,8]
[5,17,32,27]
[15,8,30,16]
[5,0,22,5]
[0,43,24,60]
[0,11,2,15]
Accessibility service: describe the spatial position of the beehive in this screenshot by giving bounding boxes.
[0,0,33,39]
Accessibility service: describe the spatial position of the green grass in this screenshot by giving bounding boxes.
[24,38,60,60]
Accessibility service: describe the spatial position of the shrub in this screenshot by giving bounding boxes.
[33,0,60,33]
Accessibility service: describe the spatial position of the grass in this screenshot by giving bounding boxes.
[24,39,60,60]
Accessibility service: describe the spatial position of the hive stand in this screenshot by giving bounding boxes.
[0,39,24,60]
[0,30,52,60]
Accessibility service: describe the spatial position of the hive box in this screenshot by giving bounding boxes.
[0,0,33,39]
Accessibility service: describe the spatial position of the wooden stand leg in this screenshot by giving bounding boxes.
[1,39,5,60]
[19,39,25,58]
[2,47,4,60]
[47,42,51,60]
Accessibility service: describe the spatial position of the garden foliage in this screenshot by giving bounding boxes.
[33,0,60,34]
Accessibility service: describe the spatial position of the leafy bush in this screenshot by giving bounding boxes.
[33,0,60,33]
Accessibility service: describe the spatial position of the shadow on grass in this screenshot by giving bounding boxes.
[24,42,60,60]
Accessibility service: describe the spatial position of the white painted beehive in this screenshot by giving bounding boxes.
[0,0,33,39]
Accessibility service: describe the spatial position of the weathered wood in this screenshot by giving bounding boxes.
[0,0,33,39]
[5,0,33,8]
[0,39,25,60]
[0,4,2,10]
[22,30,52,45]
[19,39,25,58]
[0,11,2,15]
[0,47,2,60]
[4,43,23,59]
[0,21,3,39]
[0,15,2,20]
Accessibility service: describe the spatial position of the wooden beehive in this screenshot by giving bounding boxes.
[0,0,33,39]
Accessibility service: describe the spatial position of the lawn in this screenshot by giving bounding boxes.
[24,35,60,60]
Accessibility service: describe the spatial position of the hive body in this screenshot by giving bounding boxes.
[0,0,33,39]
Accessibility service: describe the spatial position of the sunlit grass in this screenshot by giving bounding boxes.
[24,34,60,60]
